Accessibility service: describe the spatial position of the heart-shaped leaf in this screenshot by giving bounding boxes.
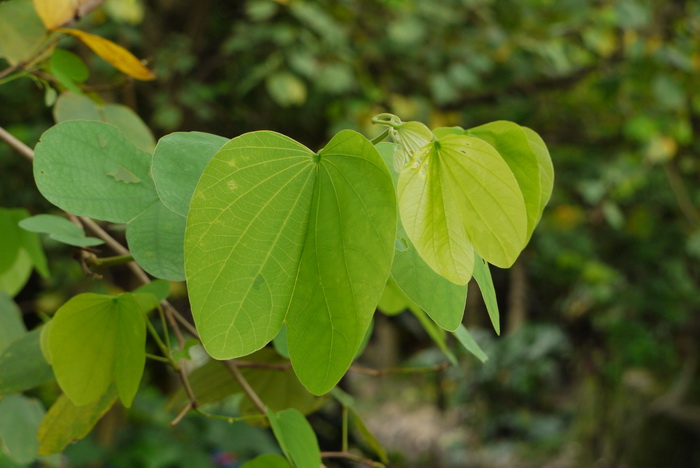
[398,134,527,283]
[47,292,156,407]
[185,130,396,394]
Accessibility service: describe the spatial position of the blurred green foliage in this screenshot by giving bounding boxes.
[2,0,700,466]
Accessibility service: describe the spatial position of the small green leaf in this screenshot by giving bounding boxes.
[126,201,186,281]
[34,121,159,224]
[0,395,44,465]
[0,209,48,295]
[19,214,104,247]
[273,324,290,359]
[50,49,88,94]
[0,293,26,354]
[377,276,414,316]
[151,132,229,216]
[134,279,171,302]
[452,324,488,362]
[266,72,307,107]
[47,293,148,407]
[472,254,500,335]
[37,389,117,456]
[398,134,527,281]
[0,328,54,395]
[241,454,291,468]
[268,408,321,468]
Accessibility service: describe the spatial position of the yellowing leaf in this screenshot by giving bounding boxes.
[57,28,155,81]
[34,0,79,30]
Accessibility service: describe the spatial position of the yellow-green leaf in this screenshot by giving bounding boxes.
[37,389,117,456]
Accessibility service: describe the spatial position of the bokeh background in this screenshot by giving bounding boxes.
[2,0,699,467]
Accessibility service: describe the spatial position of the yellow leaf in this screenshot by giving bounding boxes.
[33,0,78,29]
[57,28,155,81]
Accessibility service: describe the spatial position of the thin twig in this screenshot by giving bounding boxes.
[223,360,267,414]
[0,127,34,160]
[170,401,193,426]
[321,451,385,467]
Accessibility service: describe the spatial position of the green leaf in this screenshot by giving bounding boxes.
[34,120,159,224]
[398,134,527,282]
[0,0,46,65]
[472,254,500,335]
[241,454,291,468]
[126,201,186,281]
[391,121,433,172]
[37,389,117,456]
[411,308,456,365]
[0,328,54,395]
[377,142,467,330]
[151,132,229,216]
[452,324,488,362]
[19,214,104,247]
[0,208,48,296]
[273,324,290,359]
[47,293,148,407]
[377,276,414,315]
[350,407,389,464]
[50,49,88,94]
[185,130,396,395]
[134,279,171,302]
[266,72,307,107]
[522,126,554,229]
[0,395,44,465]
[467,121,552,240]
[170,348,321,417]
[268,408,321,468]
[0,293,26,354]
[53,92,156,153]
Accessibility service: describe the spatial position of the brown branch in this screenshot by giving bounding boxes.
[222,360,267,414]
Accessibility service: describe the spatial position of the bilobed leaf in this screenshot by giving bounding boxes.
[0,293,26,354]
[126,201,186,281]
[398,134,527,282]
[185,130,396,395]
[472,254,500,335]
[33,0,78,29]
[54,92,156,153]
[0,328,54,395]
[0,0,47,65]
[268,408,321,468]
[467,121,547,240]
[378,140,467,330]
[151,132,229,216]
[391,120,433,172]
[241,454,291,468]
[0,395,44,465]
[57,28,156,80]
[452,324,488,362]
[19,214,103,247]
[37,389,117,456]
[34,120,159,223]
[47,293,149,407]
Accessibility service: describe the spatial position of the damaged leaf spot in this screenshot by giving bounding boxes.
[107,165,141,184]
